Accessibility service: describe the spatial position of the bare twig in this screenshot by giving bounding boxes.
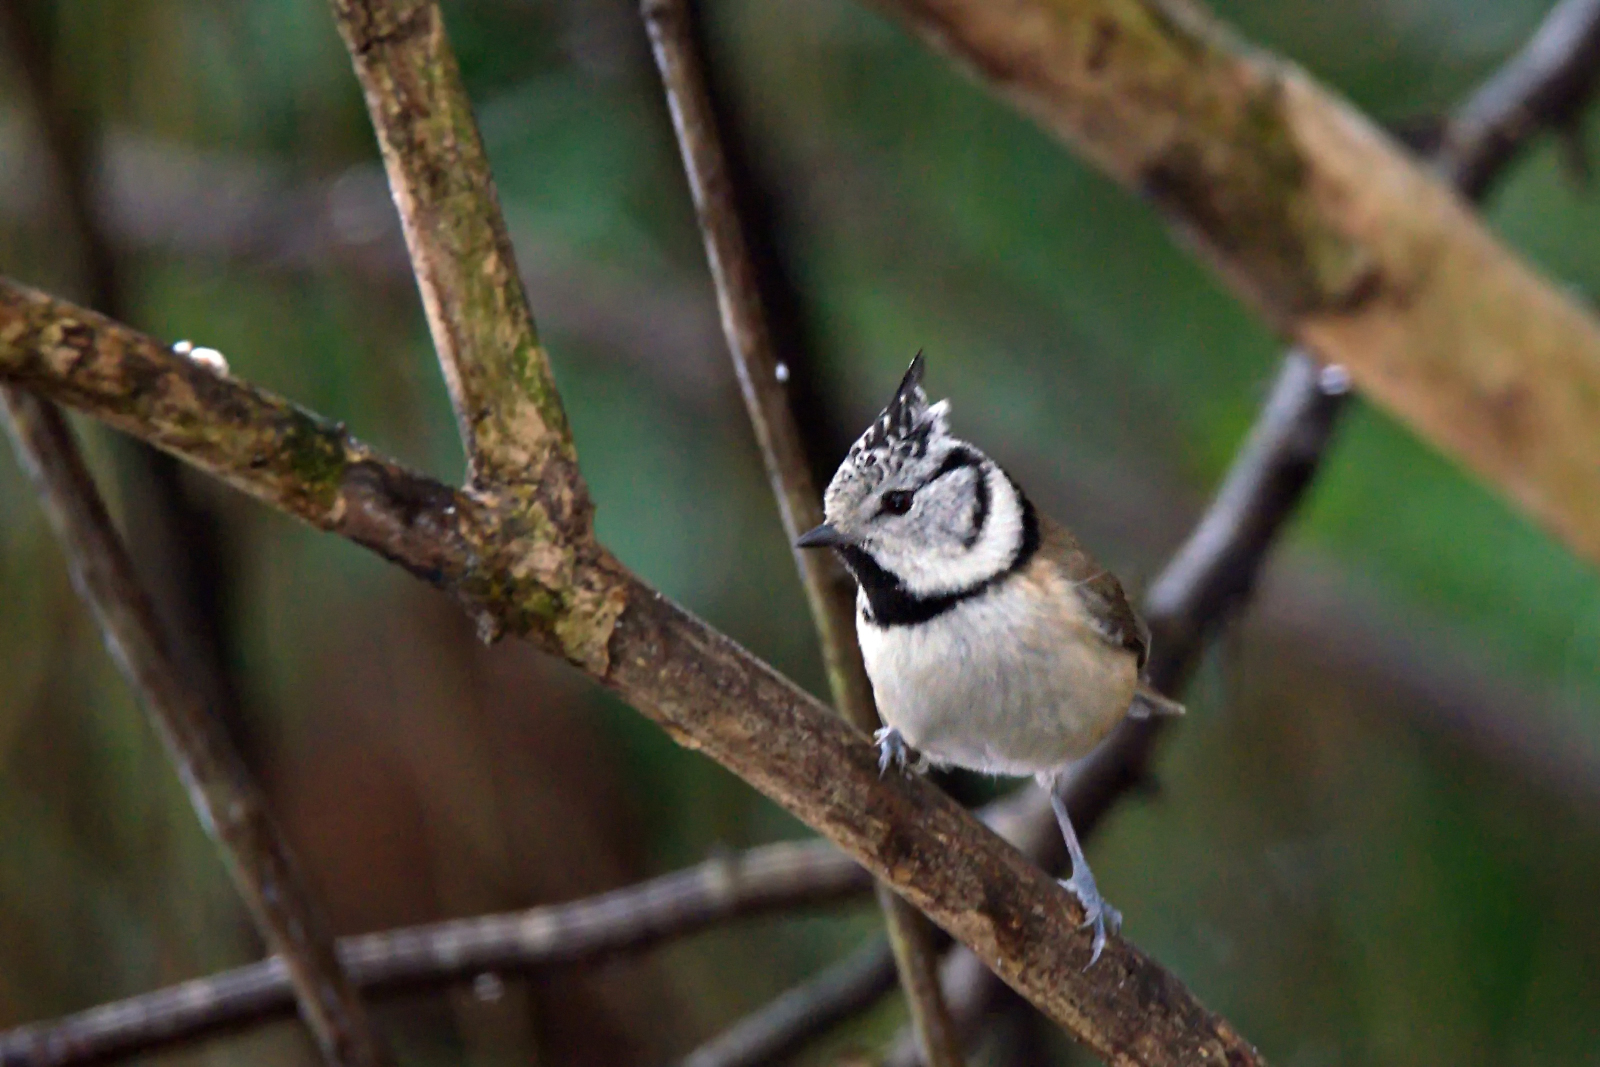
[0,391,389,1067]
[1440,0,1600,197]
[323,0,577,489]
[0,840,869,1067]
[681,957,897,1067]
[863,0,1600,570]
[0,284,1262,1065]
[0,0,247,762]
[640,0,959,1062]
[681,939,900,1067]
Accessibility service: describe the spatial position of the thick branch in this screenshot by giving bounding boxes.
[641,0,958,1062]
[865,0,1600,569]
[0,390,389,1067]
[0,287,1260,1066]
[0,840,867,1067]
[322,0,577,488]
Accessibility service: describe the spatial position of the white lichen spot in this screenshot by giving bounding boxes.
[1318,364,1351,396]
[189,347,230,374]
[173,339,229,374]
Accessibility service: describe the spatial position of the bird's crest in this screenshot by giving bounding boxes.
[845,353,950,473]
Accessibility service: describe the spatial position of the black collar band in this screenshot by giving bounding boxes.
[839,481,1040,628]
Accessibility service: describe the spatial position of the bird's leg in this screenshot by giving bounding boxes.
[873,727,928,777]
[1047,771,1121,967]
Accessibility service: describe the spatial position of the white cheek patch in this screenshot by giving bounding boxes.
[893,466,1021,597]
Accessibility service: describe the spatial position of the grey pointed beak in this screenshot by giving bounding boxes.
[795,523,849,549]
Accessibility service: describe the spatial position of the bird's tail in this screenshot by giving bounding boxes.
[1129,681,1185,719]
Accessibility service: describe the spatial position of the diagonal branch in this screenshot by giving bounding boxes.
[863,0,1600,571]
[1440,0,1600,198]
[0,390,390,1067]
[680,940,900,1067]
[322,0,578,491]
[640,0,959,1062]
[0,285,1261,1066]
[0,839,868,1067]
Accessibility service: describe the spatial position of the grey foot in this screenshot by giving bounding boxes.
[873,727,927,777]
[1059,868,1122,968]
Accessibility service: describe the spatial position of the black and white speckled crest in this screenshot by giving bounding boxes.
[839,352,947,485]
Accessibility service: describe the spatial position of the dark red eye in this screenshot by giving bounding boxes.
[881,490,915,516]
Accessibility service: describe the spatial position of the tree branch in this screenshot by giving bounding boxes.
[640,0,959,1062]
[323,0,577,488]
[864,0,1600,570]
[0,280,1260,1065]
[0,390,390,1067]
[0,839,868,1067]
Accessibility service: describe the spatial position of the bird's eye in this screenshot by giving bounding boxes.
[880,490,915,516]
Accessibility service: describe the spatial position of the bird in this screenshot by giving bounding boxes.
[796,353,1183,965]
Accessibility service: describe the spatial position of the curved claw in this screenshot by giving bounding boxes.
[873,726,913,778]
[1060,876,1122,968]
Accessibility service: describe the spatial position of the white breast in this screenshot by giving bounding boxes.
[857,580,1138,777]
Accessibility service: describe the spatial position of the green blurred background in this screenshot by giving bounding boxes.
[2,0,1599,1063]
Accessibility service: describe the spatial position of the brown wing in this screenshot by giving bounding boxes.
[1039,515,1149,669]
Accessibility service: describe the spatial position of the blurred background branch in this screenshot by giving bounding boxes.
[0,391,390,1067]
[0,838,869,1067]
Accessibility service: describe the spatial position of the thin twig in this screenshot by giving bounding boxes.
[1441,0,1600,198]
[0,391,390,1067]
[640,0,960,1062]
[0,840,868,1067]
[680,940,900,1067]
[0,777,1057,1067]
[0,0,248,763]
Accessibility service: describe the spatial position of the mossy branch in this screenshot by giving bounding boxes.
[0,280,1260,1066]
[868,0,1600,568]
[323,0,579,493]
